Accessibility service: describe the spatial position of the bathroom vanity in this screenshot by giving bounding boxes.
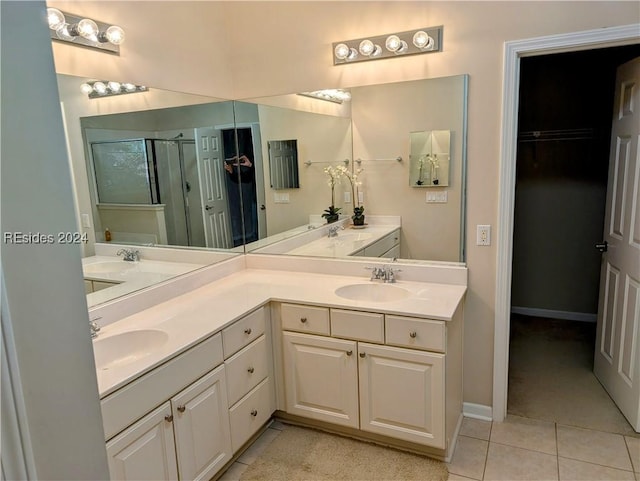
[90,257,466,480]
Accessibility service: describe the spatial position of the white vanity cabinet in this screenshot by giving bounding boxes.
[101,306,275,481]
[278,302,462,455]
[352,229,401,258]
[222,307,275,452]
[105,365,231,481]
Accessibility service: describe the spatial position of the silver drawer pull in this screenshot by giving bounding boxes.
[247,366,255,373]
[346,350,353,356]
[300,317,308,323]
[251,409,258,417]
[409,331,417,338]
[165,414,173,423]
[177,405,186,413]
[244,328,252,335]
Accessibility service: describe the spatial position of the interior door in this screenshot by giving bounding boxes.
[194,127,232,248]
[594,57,640,432]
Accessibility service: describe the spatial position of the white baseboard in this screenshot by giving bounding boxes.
[511,306,597,323]
[463,402,493,421]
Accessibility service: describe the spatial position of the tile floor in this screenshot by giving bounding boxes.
[219,417,639,481]
[448,415,639,481]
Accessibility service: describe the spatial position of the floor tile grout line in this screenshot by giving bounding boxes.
[556,455,636,473]
[480,422,493,481]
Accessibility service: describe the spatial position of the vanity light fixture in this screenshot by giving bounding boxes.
[298,89,352,104]
[47,8,125,54]
[80,80,148,99]
[332,26,442,65]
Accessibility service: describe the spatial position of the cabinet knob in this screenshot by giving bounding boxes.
[247,366,255,373]
[300,317,308,323]
[409,331,417,338]
[165,414,173,423]
[346,350,353,356]
[177,405,186,413]
[244,327,252,335]
[359,352,366,358]
[250,409,258,417]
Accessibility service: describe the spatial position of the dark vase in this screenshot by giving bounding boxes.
[326,214,339,224]
[353,215,365,226]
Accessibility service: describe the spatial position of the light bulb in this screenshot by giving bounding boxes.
[413,30,433,49]
[385,35,402,52]
[107,81,122,93]
[47,8,65,30]
[103,25,125,45]
[334,43,350,60]
[123,83,137,92]
[359,39,375,56]
[80,83,93,95]
[92,81,107,95]
[76,18,99,40]
[56,24,75,42]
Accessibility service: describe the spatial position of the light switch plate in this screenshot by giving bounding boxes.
[274,193,290,204]
[344,191,352,203]
[426,191,448,203]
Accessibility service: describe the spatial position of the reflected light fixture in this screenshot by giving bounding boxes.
[80,80,148,99]
[333,26,442,65]
[47,8,125,54]
[298,89,352,104]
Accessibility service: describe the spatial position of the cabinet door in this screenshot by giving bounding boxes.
[106,402,178,481]
[358,343,445,448]
[172,365,232,481]
[283,331,359,428]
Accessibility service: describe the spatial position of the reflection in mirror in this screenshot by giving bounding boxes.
[239,75,468,263]
[268,140,300,189]
[56,74,240,307]
[409,130,451,187]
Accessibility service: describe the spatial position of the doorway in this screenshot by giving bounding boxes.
[494,24,640,425]
[509,46,640,434]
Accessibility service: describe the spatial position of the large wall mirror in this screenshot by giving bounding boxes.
[58,73,467,307]
[239,75,468,263]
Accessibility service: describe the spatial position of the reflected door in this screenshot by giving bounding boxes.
[194,127,232,249]
[594,57,640,431]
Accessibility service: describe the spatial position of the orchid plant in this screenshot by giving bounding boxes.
[337,164,365,225]
[322,165,342,223]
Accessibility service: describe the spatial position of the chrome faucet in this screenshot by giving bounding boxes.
[328,225,344,238]
[89,317,101,339]
[116,248,140,262]
[366,265,401,283]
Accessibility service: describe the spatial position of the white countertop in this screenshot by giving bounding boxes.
[83,256,205,308]
[286,224,399,257]
[93,268,466,399]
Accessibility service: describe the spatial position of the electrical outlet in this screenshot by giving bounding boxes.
[81,213,91,228]
[477,225,491,246]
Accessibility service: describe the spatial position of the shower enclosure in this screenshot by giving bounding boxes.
[91,138,215,248]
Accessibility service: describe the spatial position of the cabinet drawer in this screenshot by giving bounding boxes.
[222,307,265,359]
[229,378,273,452]
[385,315,445,352]
[225,335,269,407]
[281,303,330,335]
[364,230,400,257]
[331,309,384,343]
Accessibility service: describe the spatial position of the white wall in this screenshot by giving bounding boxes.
[0,2,109,478]
[47,0,640,409]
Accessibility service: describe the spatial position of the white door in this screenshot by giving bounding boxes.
[594,57,640,432]
[106,402,178,481]
[282,331,359,428]
[358,343,445,448]
[194,127,232,248]
[172,365,232,481]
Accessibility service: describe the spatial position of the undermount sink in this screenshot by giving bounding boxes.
[83,261,134,274]
[334,233,373,243]
[334,283,411,302]
[93,329,169,370]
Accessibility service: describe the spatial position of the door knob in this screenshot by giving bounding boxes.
[595,240,608,253]
[260,204,266,211]
[205,205,213,211]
